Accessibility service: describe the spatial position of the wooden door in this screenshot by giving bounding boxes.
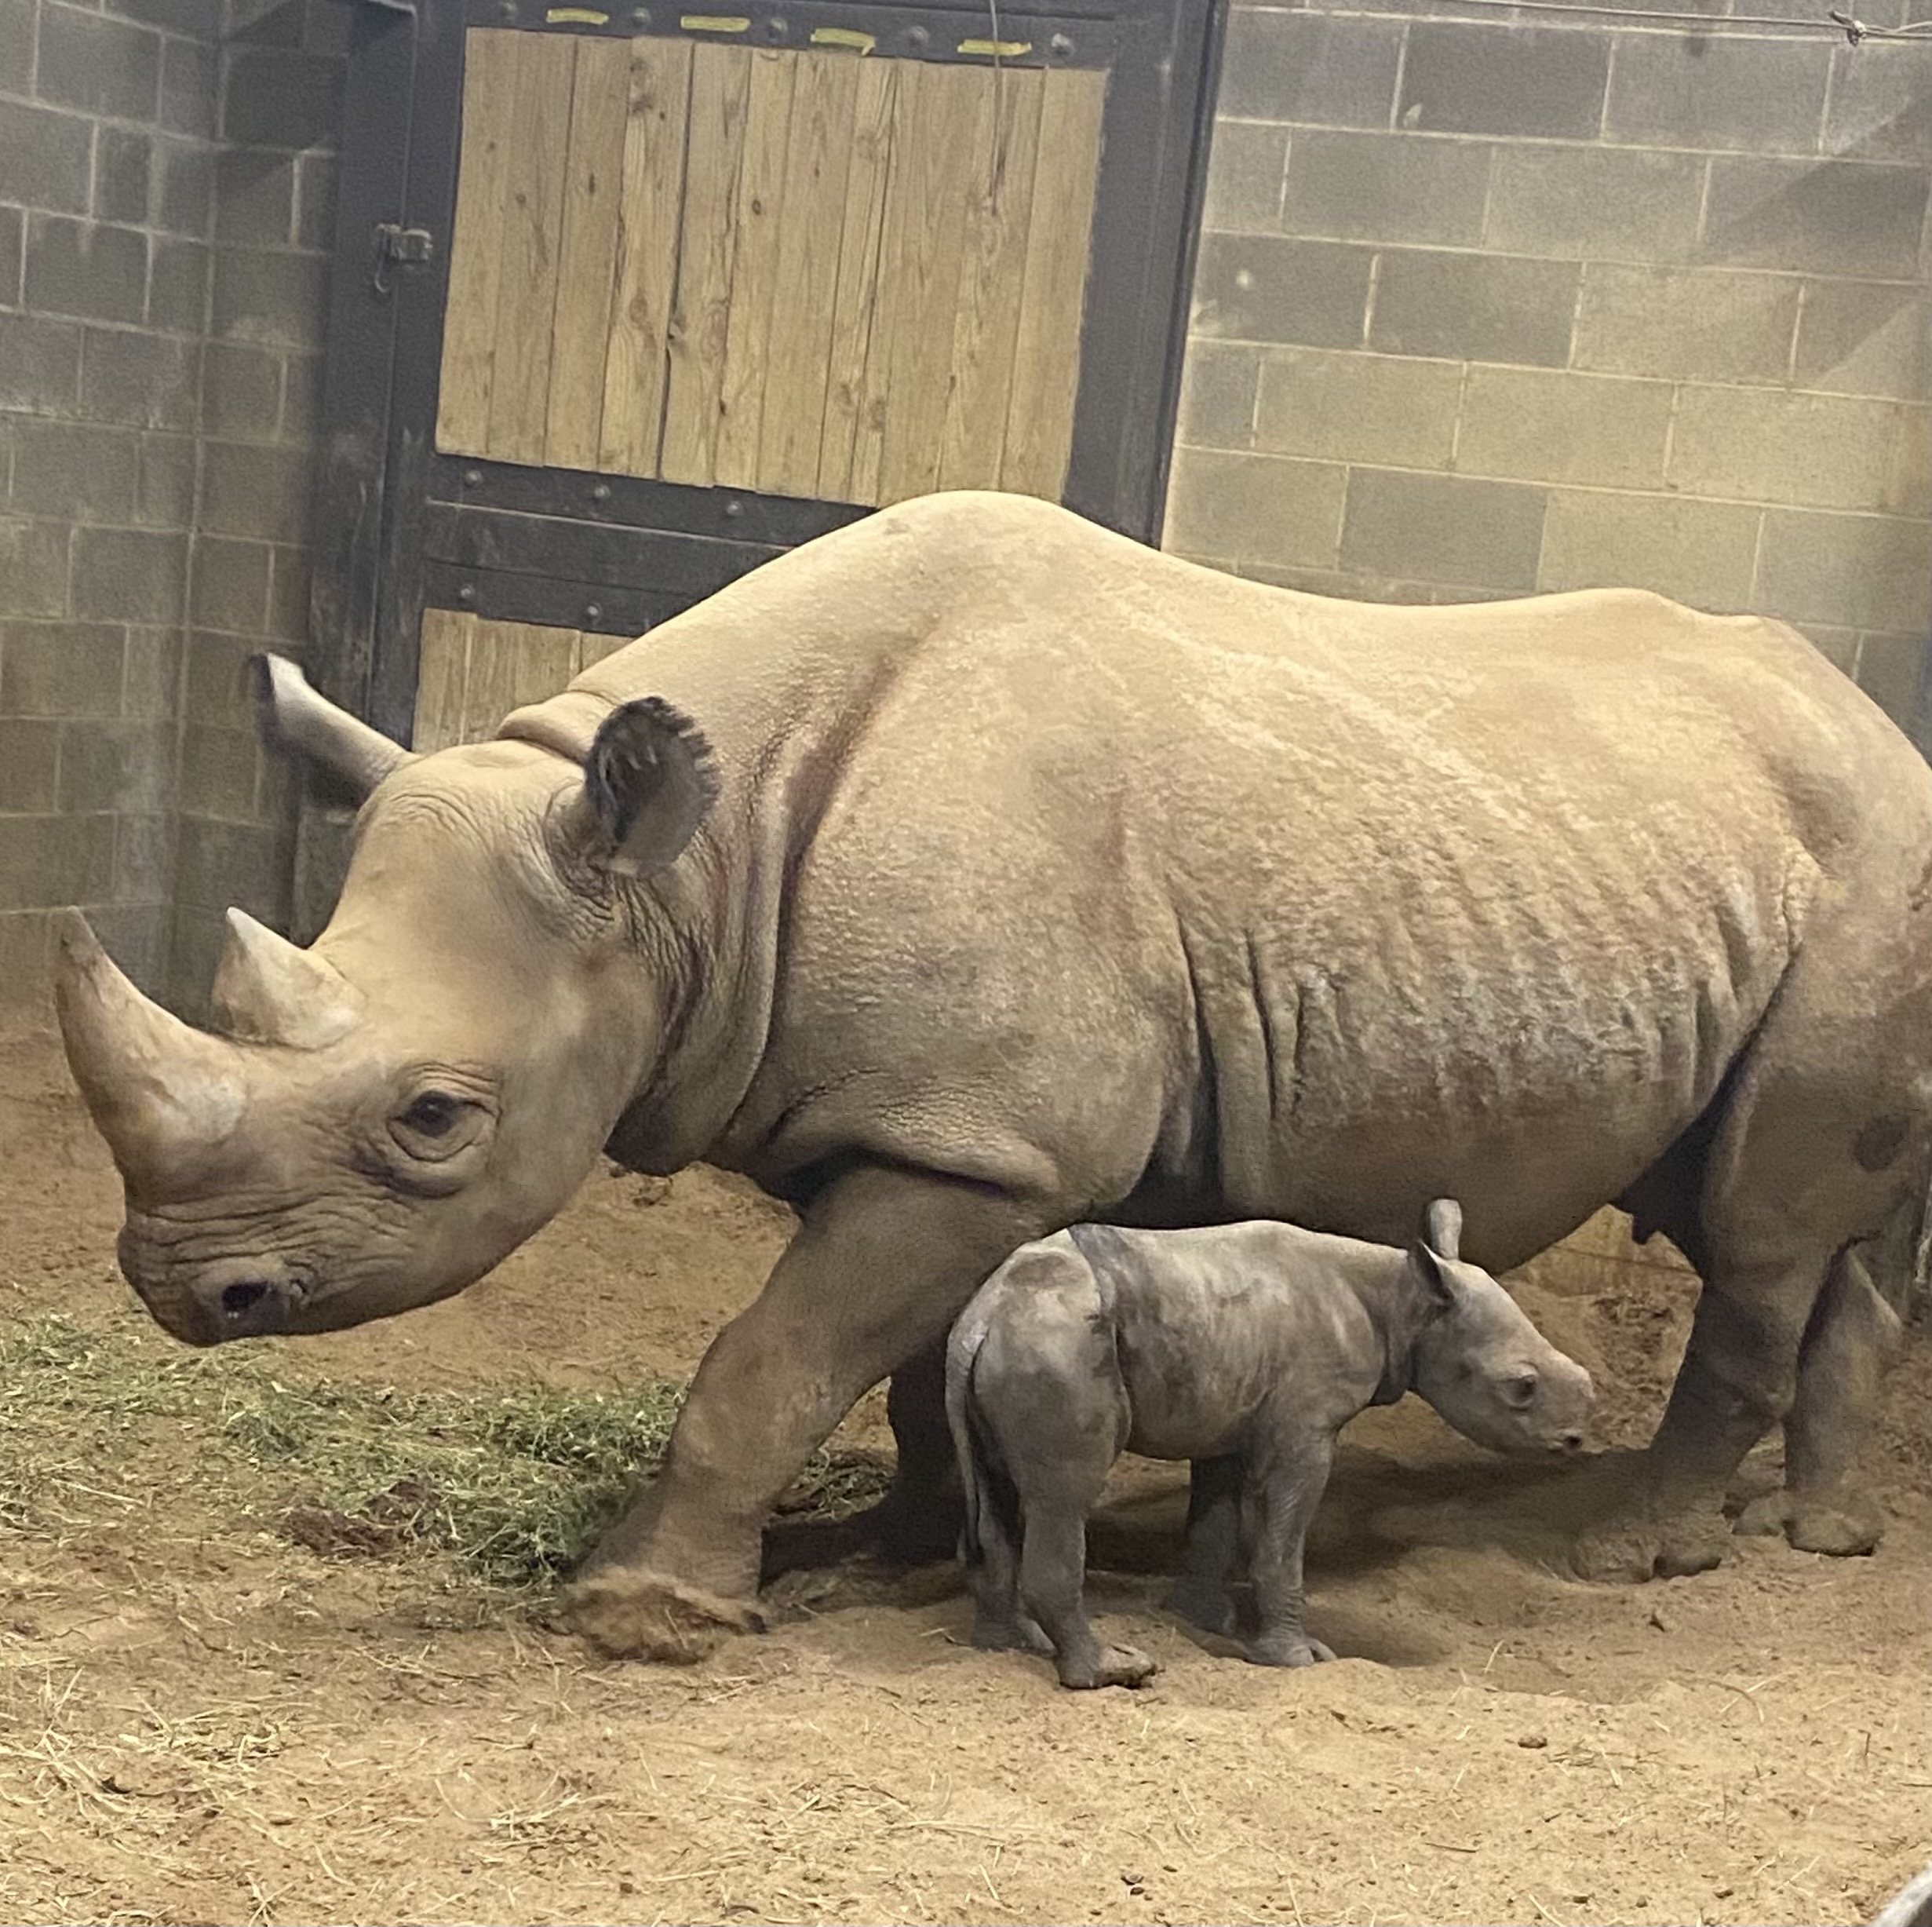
[300,0,1219,924]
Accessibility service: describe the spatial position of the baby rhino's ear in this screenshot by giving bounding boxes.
[1408,1240,1456,1308]
[1423,1196,1463,1261]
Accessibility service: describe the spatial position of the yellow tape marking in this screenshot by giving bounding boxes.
[682,13,752,30]
[957,36,1032,55]
[545,6,610,20]
[810,25,876,51]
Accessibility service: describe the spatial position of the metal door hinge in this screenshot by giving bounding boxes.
[372,223,434,294]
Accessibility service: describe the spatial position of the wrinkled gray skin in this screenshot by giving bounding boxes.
[51,492,1932,1660]
[946,1198,1595,1688]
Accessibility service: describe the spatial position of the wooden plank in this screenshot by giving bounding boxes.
[506,619,579,711]
[545,34,631,470]
[578,629,631,668]
[815,56,897,504]
[875,61,990,506]
[1000,68,1107,499]
[938,66,1045,492]
[713,48,797,488]
[484,31,578,465]
[659,45,753,488]
[599,37,694,479]
[755,51,860,498]
[436,29,519,456]
[413,609,473,754]
[461,619,526,742]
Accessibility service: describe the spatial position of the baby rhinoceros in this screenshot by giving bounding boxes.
[945,1200,1595,1690]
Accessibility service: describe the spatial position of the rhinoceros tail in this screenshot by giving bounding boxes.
[944,1298,1021,1586]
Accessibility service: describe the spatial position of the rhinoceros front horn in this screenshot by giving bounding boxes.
[53,910,246,1184]
[210,907,363,1047]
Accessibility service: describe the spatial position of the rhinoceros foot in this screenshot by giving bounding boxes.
[1734,1489,1882,1558]
[562,1567,767,1663]
[1562,1456,1733,1583]
[1059,1642,1158,1691]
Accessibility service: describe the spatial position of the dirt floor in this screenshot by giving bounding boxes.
[0,1027,1927,1927]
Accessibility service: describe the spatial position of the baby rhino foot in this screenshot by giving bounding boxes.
[971,1610,1055,1655]
[1735,1490,1882,1558]
[1248,1632,1337,1670]
[1059,1643,1159,1691]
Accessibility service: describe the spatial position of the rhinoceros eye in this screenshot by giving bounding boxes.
[400,1092,462,1137]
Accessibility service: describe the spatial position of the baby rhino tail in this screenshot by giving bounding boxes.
[944,1290,1023,1586]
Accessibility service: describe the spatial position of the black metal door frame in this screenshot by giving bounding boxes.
[299,0,1223,932]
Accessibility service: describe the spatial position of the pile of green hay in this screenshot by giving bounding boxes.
[0,1313,888,1592]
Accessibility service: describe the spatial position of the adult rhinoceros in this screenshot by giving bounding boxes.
[54,492,1931,1656]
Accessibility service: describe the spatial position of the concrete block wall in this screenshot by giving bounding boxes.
[171,0,344,1010]
[0,0,218,1004]
[1164,4,1932,736]
[0,0,344,1020]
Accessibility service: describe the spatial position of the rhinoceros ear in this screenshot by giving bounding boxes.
[250,652,414,804]
[574,696,720,878]
[1423,1197,1463,1262]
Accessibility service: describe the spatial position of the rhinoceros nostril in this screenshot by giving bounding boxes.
[221,1280,274,1323]
[1560,1431,1584,1453]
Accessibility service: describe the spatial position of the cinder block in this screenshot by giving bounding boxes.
[79,327,199,429]
[214,146,298,248]
[111,812,176,908]
[1486,146,1704,263]
[122,628,183,718]
[183,630,261,729]
[159,36,220,138]
[1793,278,1929,397]
[103,0,210,34]
[201,440,314,544]
[57,719,175,815]
[138,432,196,527]
[94,128,153,226]
[155,137,213,237]
[1606,34,1831,155]
[190,534,273,630]
[1282,130,1491,246]
[0,522,71,619]
[24,215,149,327]
[0,205,22,307]
[173,815,284,917]
[266,544,312,642]
[228,0,306,46]
[1795,623,1861,674]
[1399,24,1609,140]
[1755,507,1931,633]
[1190,233,1374,349]
[0,912,52,1007]
[222,49,344,150]
[180,724,266,819]
[294,151,338,250]
[1340,468,1547,592]
[0,4,32,95]
[1215,12,1404,128]
[1885,404,1930,517]
[1370,250,1579,366]
[1669,385,1902,511]
[0,99,93,218]
[148,238,210,334]
[0,334,43,436]
[1176,340,1262,450]
[202,341,283,440]
[34,4,162,122]
[211,247,326,350]
[72,526,190,624]
[1826,42,1930,165]
[1456,366,1673,489]
[88,902,170,995]
[0,722,61,813]
[1162,447,1347,568]
[9,418,140,524]
[280,352,323,440]
[1254,346,1462,469]
[1856,632,1927,729]
[0,621,126,719]
[1704,158,1929,279]
[1539,489,1762,609]
[1573,263,1802,384]
[1201,122,1289,233]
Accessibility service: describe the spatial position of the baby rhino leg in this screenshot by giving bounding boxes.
[1166,1454,1244,1635]
[975,1289,1154,1690]
[1243,1427,1338,1669]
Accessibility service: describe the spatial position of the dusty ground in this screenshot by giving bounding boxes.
[0,1028,1927,1927]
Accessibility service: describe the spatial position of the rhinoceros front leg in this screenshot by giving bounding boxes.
[563,1162,1044,1661]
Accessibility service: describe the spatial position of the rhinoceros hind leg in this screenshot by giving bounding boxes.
[561,1568,768,1663]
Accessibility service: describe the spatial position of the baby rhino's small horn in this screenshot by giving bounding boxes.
[1423,1197,1463,1261]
